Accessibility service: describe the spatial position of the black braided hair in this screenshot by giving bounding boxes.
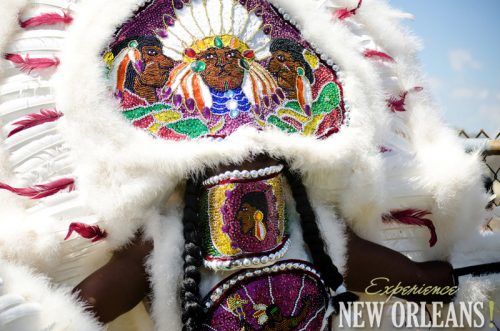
[180,178,204,331]
[283,167,358,311]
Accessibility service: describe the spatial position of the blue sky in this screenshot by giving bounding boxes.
[389,0,500,135]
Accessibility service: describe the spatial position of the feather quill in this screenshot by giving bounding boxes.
[335,0,363,20]
[7,109,63,137]
[64,223,107,242]
[4,53,60,74]
[363,49,395,62]
[0,177,75,199]
[387,86,423,112]
[20,12,73,28]
[382,209,437,247]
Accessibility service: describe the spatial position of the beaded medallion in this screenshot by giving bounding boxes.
[202,260,330,330]
[200,169,289,270]
[104,0,349,140]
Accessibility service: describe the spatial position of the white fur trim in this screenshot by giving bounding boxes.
[0,259,103,331]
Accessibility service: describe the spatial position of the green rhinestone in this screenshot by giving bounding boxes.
[297,67,305,76]
[239,58,250,70]
[128,40,139,48]
[214,36,224,49]
[191,60,206,73]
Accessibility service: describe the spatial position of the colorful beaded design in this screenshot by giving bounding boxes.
[104,0,348,140]
[202,260,330,330]
[200,171,289,270]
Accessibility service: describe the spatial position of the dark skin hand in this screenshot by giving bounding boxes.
[345,228,456,303]
[73,235,153,324]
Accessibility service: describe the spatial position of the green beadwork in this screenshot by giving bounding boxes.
[239,58,250,70]
[297,67,305,76]
[167,118,209,138]
[267,115,298,133]
[214,36,224,49]
[191,60,206,73]
[128,40,138,48]
[282,82,341,116]
[122,104,171,120]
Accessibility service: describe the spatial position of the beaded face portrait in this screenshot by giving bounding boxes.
[200,170,289,270]
[202,260,330,330]
[104,0,348,140]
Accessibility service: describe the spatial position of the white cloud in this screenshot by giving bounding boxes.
[449,49,482,72]
[451,87,490,100]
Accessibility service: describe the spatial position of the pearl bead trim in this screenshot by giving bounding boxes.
[203,237,291,271]
[202,164,284,187]
[204,259,326,308]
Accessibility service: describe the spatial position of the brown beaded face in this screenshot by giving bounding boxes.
[138,45,175,88]
[268,50,302,99]
[197,47,246,92]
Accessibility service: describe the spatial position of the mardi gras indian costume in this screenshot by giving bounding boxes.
[0,0,499,330]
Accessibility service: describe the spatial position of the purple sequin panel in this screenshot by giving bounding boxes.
[203,261,329,330]
[221,180,281,253]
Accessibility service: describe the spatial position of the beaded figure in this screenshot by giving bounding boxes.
[0,0,499,331]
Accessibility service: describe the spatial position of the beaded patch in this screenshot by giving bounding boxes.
[202,260,330,330]
[200,171,289,270]
[104,0,349,140]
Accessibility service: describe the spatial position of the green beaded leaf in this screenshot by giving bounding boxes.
[267,115,298,133]
[167,118,209,138]
[122,104,172,121]
[280,82,341,116]
[312,82,340,115]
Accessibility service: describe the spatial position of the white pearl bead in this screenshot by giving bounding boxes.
[252,257,260,265]
[250,170,258,178]
[243,259,251,266]
[242,170,250,178]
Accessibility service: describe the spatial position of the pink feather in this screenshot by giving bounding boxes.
[0,178,75,199]
[64,223,107,242]
[387,86,423,112]
[363,49,395,62]
[7,109,63,137]
[4,53,60,74]
[382,209,437,247]
[20,12,73,28]
[335,0,363,20]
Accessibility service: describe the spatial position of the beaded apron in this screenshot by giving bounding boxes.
[202,260,330,331]
[200,165,289,270]
[104,0,349,140]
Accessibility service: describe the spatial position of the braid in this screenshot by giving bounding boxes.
[283,167,358,310]
[180,178,204,331]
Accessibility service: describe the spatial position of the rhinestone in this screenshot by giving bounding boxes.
[229,108,240,119]
[230,279,236,285]
[238,275,244,281]
[223,284,229,290]
[245,272,253,278]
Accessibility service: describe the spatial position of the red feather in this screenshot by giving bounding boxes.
[364,49,395,62]
[335,0,363,20]
[0,178,75,199]
[7,109,63,137]
[64,223,107,242]
[382,209,437,247]
[20,12,73,28]
[387,86,423,112]
[4,53,60,74]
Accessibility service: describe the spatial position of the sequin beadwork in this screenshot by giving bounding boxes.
[104,0,348,140]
